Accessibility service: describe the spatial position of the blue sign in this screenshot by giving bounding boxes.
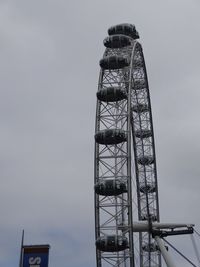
[22,245,50,267]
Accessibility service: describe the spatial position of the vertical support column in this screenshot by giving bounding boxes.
[154,236,176,267]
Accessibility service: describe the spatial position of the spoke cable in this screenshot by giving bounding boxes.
[190,234,200,267]
[162,237,198,267]
[194,229,200,239]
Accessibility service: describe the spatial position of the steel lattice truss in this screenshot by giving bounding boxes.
[94,24,161,267]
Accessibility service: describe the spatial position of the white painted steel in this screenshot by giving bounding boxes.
[154,236,176,267]
[132,222,195,232]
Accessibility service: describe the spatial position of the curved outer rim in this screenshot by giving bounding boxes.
[94,68,103,267]
[131,42,160,222]
[130,42,161,267]
[94,38,161,267]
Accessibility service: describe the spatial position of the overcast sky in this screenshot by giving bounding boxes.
[0,0,200,267]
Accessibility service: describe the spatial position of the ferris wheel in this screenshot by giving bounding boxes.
[94,23,197,267]
[94,23,161,267]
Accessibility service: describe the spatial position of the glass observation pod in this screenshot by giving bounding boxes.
[137,155,155,165]
[133,58,143,68]
[95,129,127,145]
[135,129,152,138]
[96,235,129,252]
[139,183,156,193]
[99,55,130,70]
[95,179,127,196]
[97,87,127,102]
[108,23,140,39]
[103,34,132,49]
[141,214,158,221]
[134,79,147,90]
[132,103,149,113]
[142,243,160,252]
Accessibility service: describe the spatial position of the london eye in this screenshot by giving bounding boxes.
[94,24,161,267]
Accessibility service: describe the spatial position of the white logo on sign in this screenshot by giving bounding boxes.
[29,257,41,267]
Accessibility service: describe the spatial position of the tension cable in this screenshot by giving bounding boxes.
[162,237,198,267]
[190,234,200,267]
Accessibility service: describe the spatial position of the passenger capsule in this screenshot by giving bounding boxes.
[103,35,132,48]
[97,87,127,102]
[95,180,127,196]
[96,235,128,252]
[99,55,129,70]
[142,243,159,252]
[134,80,147,90]
[139,183,156,193]
[137,156,154,165]
[95,129,127,145]
[135,129,152,138]
[108,23,139,39]
[132,104,149,113]
[133,58,143,68]
[141,214,157,221]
